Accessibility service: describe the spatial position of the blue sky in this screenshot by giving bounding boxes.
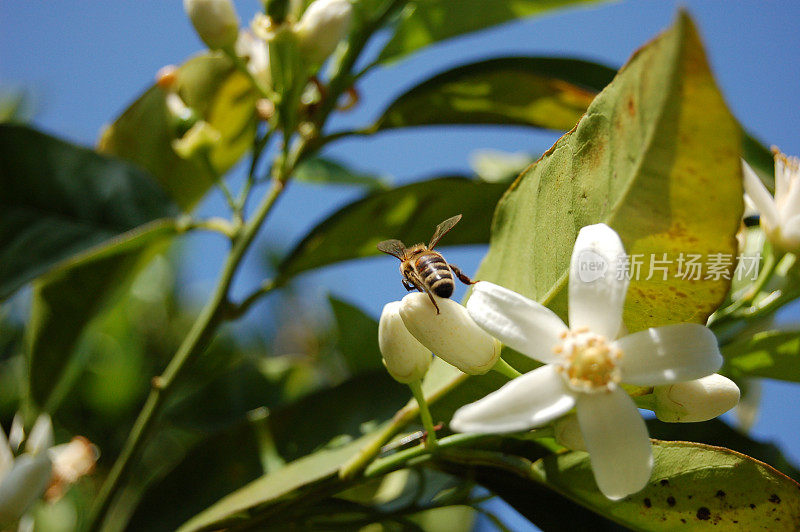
[2,1,800,528]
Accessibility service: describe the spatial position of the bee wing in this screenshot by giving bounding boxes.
[377,239,407,259]
[428,214,462,249]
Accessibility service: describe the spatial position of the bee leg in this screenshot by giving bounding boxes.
[425,290,441,314]
[450,263,476,285]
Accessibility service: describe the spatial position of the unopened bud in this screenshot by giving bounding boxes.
[654,374,740,423]
[294,0,353,65]
[46,436,99,501]
[184,0,240,50]
[399,293,501,375]
[553,415,586,451]
[156,65,179,90]
[171,121,222,159]
[256,98,275,120]
[379,302,431,383]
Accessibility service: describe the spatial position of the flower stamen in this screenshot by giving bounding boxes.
[556,330,622,393]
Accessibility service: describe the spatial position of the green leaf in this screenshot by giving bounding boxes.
[329,296,383,375]
[27,221,178,410]
[646,418,800,482]
[375,57,615,131]
[294,157,389,190]
[531,441,800,530]
[128,419,265,532]
[722,330,800,382]
[378,0,604,64]
[174,369,409,530]
[276,177,507,283]
[0,123,177,301]
[177,433,375,532]
[98,53,257,210]
[476,12,742,332]
[417,12,743,432]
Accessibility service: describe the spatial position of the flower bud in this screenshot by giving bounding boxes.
[155,65,179,90]
[654,374,740,423]
[553,415,586,451]
[46,436,99,501]
[294,0,353,65]
[184,0,240,50]
[399,293,501,375]
[379,302,431,383]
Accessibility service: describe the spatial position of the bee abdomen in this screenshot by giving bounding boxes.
[416,253,454,298]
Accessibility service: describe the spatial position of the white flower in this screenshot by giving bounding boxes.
[184,0,240,50]
[0,415,53,525]
[379,301,432,383]
[399,293,501,375]
[294,0,353,65]
[235,31,271,87]
[450,224,723,500]
[742,150,800,253]
[653,374,740,423]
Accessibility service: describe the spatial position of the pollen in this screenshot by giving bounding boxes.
[555,329,622,393]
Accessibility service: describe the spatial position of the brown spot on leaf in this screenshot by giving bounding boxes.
[769,494,781,504]
[644,498,652,508]
[750,503,757,509]
[696,507,711,520]
[681,519,687,524]
[715,490,726,498]
[667,496,676,507]
[627,95,636,116]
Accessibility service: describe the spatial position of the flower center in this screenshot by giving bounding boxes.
[553,328,622,393]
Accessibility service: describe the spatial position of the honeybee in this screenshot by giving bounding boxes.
[377,214,475,314]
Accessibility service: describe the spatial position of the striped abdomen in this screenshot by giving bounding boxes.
[416,252,454,298]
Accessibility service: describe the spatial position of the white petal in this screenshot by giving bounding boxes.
[449,365,575,433]
[400,293,500,375]
[773,151,791,207]
[742,159,780,230]
[25,415,53,455]
[8,414,24,453]
[778,214,800,251]
[616,323,722,386]
[0,453,52,524]
[467,281,567,363]
[568,224,628,339]
[0,428,11,484]
[576,388,653,500]
[378,301,432,383]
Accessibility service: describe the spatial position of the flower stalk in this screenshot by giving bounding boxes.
[408,380,438,448]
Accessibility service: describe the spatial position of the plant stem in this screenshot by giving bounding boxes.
[87,178,286,531]
[340,371,471,480]
[708,248,780,327]
[408,380,438,448]
[491,358,523,379]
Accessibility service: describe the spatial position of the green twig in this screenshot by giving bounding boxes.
[708,248,780,327]
[87,178,287,531]
[408,380,438,448]
[491,358,523,380]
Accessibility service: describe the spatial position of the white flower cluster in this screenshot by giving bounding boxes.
[378,223,740,500]
[183,0,352,66]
